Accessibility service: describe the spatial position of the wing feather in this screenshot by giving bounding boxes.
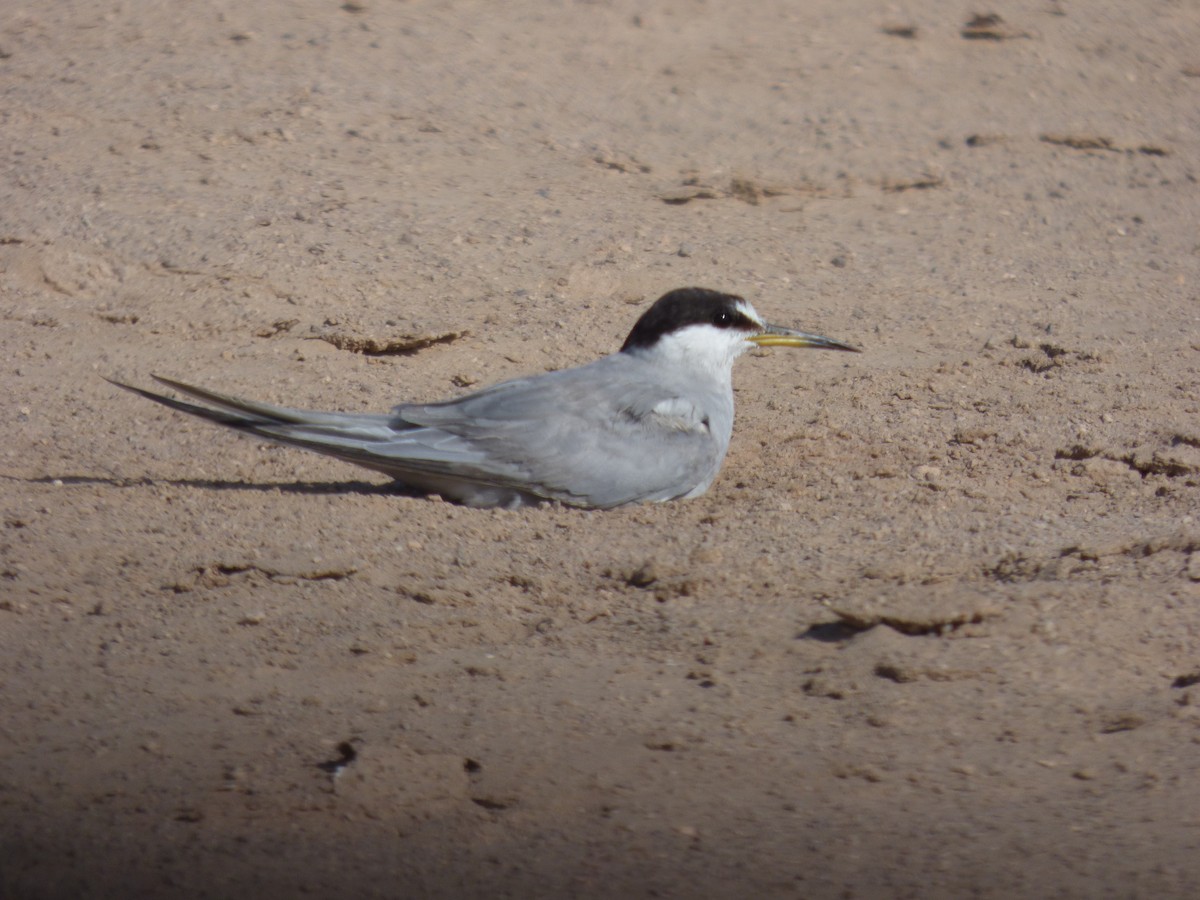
[110,352,729,508]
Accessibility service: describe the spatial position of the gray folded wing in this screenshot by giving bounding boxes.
[110,356,726,508]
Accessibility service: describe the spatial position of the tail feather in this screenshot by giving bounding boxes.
[148,375,368,428]
[105,377,264,429]
[105,376,507,487]
[106,375,396,454]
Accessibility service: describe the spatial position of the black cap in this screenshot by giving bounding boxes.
[620,288,760,353]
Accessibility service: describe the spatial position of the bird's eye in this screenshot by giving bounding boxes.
[712,310,734,328]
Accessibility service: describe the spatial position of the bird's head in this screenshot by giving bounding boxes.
[620,288,860,378]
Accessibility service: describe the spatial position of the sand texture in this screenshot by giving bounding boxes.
[3,1,1200,896]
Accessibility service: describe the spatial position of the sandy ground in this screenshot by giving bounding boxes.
[3,1,1200,897]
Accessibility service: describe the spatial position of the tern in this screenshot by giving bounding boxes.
[109,287,859,508]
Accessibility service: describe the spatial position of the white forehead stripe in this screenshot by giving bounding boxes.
[735,299,764,329]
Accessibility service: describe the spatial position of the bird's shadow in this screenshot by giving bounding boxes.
[20,473,410,497]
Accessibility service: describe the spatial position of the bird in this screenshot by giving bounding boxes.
[108,287,859,509]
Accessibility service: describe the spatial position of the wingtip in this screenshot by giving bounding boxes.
[103,374,172,405]
[104,375,142,393]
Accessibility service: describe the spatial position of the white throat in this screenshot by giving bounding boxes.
[634,298,763,382]
[632,323,752,387]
